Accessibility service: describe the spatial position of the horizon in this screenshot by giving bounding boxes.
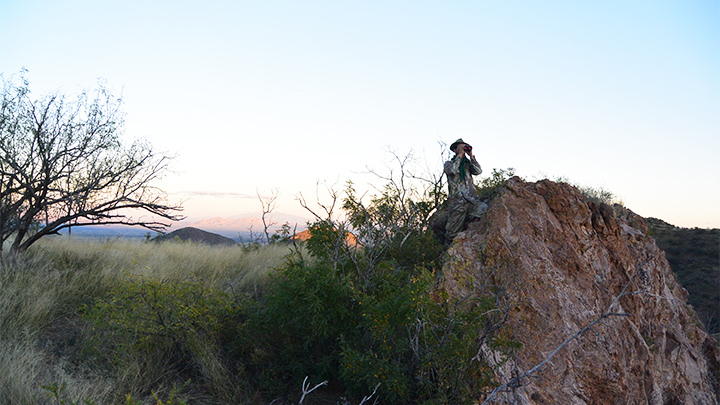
[2,1,718,229]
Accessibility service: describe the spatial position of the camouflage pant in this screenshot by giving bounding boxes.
[445,196,488,244]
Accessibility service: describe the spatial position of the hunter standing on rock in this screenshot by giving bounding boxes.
[444,138,488,244]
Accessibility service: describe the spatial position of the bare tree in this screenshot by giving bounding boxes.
[0,71,183,254]
[257,188,279,244]
[296,180,340,222]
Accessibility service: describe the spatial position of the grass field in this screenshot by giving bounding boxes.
[0,237,291,405]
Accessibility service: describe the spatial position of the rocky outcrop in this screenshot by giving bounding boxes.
[442,178,719,404]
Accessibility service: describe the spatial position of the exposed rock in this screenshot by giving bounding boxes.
[152,227,238,246]
[441,177,719,404]
[291,228,361,247]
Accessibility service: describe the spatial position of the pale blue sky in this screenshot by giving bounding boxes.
[1,1,718,228]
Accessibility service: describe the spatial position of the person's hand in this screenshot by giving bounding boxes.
[457,144,466,158]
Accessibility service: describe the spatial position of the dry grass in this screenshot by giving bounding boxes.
[0,236,292,404]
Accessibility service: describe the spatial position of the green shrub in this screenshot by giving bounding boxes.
[476,168,516,201]
[553,177,622,206]
[576,185,621,205]
[245,251,513,404]
[84,274,236,353]
[339,268,493,404]
[229,171,515,403]
[82,274,243,400]
[2,162,518,404]
[236,253,361,394]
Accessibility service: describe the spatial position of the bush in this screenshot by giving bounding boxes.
[227,172,515,404]
[238,248,508,404]
[553,177,622,206]
[237,252,360,394]
[476,168,516,201]
[338,267,504,404]
[82,274,244,400]
[1,160,517,404]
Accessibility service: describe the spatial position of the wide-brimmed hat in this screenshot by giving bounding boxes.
[450,138,466,152]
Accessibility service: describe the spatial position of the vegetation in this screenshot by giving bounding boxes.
[553,176,623,206]
[0,238,287,405]
[647,218,719,335]
[0,71,182,254]
[0,158,519,404]
[3,146,714,404]
[476,168,516,201]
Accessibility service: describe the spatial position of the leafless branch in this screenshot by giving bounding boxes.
[358,383,381,405]
[0,72,183,254]
[296,180,339,221]
[298,376,328,405]
[258,188,279,244]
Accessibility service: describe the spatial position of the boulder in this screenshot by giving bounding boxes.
[442,177,719,404]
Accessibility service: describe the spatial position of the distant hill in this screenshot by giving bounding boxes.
[182,213,310,241]
[647,217,719,335]
[152,227,238,246]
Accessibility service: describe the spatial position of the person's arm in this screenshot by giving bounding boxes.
[469,155,482,176]
[444,157,462,176]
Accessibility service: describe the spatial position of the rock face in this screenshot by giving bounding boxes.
[442,178,719,404]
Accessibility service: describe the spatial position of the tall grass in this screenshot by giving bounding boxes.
[0,237,290,405]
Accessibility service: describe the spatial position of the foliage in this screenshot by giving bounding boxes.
[576,185,621,206]
[227,168,513,404]
[82,274,243,400]
[238,241,508,404]
[475,167,516,201]
[343,179,444,278]
[269,221,293,244]
[0,239,288,404]
[0,70,182,255]
[84,275,236,354]
[0,153,516,404]
[647,218,719,334]
[554,176,622,206]
[43,380,190,405]
[42,382,97,405]
[237,249,360,394]
[338,269,504,404]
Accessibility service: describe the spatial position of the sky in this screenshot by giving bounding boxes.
[1,0,718,228]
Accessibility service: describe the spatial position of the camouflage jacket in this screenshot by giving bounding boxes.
[444,155,482,202]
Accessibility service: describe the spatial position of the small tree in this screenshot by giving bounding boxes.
[257,188,279,244]
[0,71,183,254]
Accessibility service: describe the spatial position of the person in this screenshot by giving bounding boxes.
[443,138,488,244]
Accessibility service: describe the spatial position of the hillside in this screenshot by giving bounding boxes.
[152,226,239,246]
[443,177,719,403]
[646,217,719,335]
[3,178,718,404]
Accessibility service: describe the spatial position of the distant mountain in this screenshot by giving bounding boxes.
[57,225,154,240]
[151,227,238,246]
[47,213,311,242]
[181,213,310,240]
